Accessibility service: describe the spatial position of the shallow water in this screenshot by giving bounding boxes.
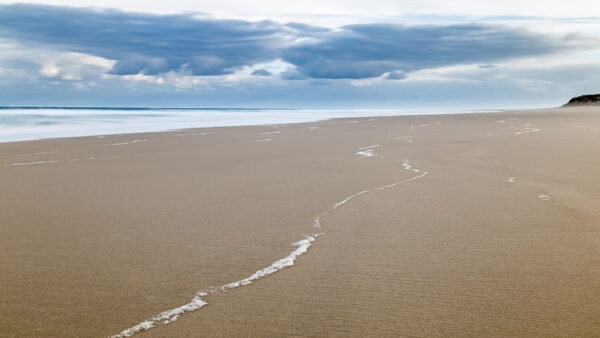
[0,107,497,142]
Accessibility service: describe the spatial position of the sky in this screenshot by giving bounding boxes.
[0,1,599,108]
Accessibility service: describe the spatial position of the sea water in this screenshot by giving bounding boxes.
[0,107,499,142]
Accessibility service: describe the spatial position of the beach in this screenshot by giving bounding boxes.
[1,106,600,337]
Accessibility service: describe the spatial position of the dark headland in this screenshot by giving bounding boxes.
[563,94,600,106]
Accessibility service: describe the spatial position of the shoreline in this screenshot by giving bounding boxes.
[0,108,508,144]
[2,106,600,337]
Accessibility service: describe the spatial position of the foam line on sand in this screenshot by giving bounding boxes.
[112,160,429,337]
[1,159,79,167]
[355,144,380,158]
[16,151,57,157]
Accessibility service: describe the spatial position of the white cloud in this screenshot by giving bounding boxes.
[39,62,59,77]
[1,0,598,24]
[115,71,209,91]
[403,64,489,83]
[221,59,293,83]
[36,52,114,80]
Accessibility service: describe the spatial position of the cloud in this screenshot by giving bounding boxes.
[37,52,114,80]
[386,71,407,80]
[0,4,289,76]
[39,63,60,77]
[251,68,272,76]
[284,22,331,34]
[282,23,574,79]
[0,4,588,83]
[280,68,307,80]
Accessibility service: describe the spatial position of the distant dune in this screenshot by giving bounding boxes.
[563,94,600,106]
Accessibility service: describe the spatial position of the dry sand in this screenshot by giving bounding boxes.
[1,107,599,337]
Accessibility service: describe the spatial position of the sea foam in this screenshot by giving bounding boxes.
[112,159,429,337]
[0,108,499,143]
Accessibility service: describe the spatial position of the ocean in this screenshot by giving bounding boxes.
[0,107,498,142]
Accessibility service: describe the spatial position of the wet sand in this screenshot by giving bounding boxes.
[1,107,600,337]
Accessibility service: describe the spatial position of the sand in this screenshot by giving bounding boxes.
[1,106,600,337]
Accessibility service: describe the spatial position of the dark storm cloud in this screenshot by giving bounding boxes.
[282,23,568,79]
[0,4,576,79]
[0,3,287,76]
